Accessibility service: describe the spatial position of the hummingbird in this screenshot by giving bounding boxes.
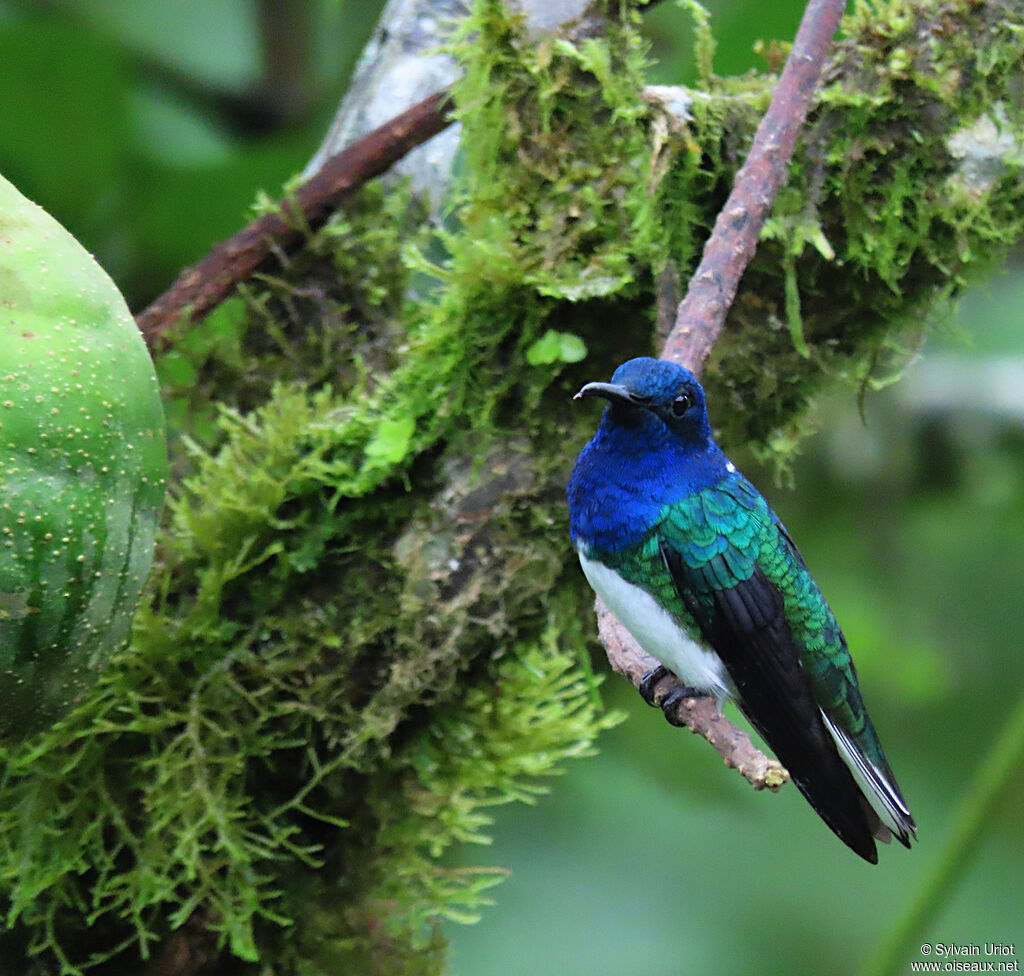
[567,356,916,862]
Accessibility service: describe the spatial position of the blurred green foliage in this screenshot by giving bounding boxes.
[0,0,388,306]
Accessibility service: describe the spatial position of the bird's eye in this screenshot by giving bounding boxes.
[671,393,692,417]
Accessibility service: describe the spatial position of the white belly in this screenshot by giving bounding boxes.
[578,549,733,702]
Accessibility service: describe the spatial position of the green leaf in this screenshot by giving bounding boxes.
[156,350,198,387]
[526,330,588,365]
[0,173,168,740]
[556,332,588,363]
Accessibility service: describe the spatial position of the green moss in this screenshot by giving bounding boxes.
[441,0,1024,454]
[157,183,432,452]
[447,0,663,301]
[0,371,621,973]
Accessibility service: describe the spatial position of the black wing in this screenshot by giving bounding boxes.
[659,537,884,862]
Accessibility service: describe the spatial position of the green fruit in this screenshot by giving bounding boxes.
[0,174,167,738]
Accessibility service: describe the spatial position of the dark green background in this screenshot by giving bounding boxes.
[1,1,1020,973]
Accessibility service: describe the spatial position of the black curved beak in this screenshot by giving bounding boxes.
[573,381,640,405]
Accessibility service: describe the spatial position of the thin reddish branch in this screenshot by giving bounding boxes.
[661,0,848,375]
[135,90,453,346]
[598,0,847,786]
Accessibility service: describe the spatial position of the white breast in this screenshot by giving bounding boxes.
[578,549,733,703]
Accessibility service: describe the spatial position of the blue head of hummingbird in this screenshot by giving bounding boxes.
[567,356,916,862]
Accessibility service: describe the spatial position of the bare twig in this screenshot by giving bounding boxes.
[661,0,848,375]
[597,0,848,788]
[135,90,453,345]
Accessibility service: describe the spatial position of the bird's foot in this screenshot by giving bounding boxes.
[639,667,709,726]
[639,666,670,706]
[660,684,710,727]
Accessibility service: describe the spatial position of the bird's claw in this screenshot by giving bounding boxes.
[640,667,709,725]
[639,666,670,706]
[660,684,709,726]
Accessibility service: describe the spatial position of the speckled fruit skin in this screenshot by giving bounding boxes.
[0,175,167,739]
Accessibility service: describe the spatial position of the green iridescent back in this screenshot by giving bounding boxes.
[598,471,893,776]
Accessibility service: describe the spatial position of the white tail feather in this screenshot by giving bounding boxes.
[821,711,916,847]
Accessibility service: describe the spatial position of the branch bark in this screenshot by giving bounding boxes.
[662,0,848,375]
[594,0,848,788]
[135,90,453,345]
